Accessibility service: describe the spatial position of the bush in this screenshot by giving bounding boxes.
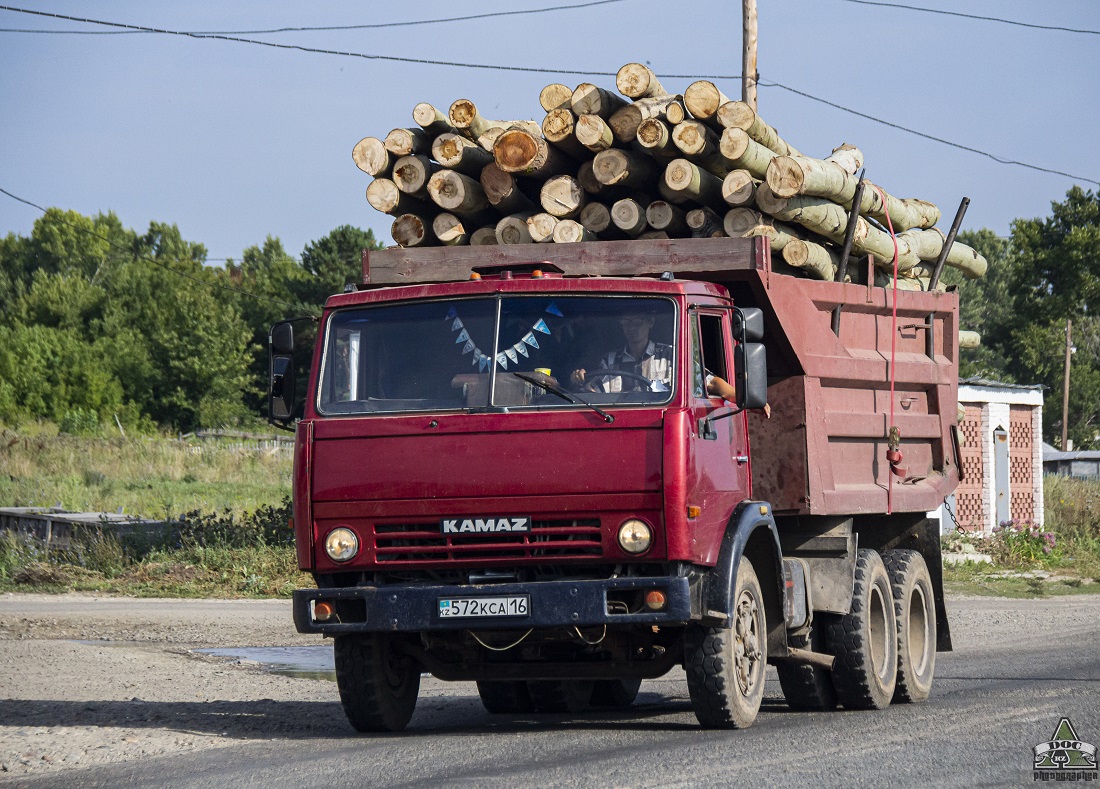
[989,519,1057,566]
[1045,475,1100,542]
[175,496,293,549]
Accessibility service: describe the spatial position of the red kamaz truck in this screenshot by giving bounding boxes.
[270,236,959,732]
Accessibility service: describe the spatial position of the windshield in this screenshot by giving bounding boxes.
[317,295,677,415]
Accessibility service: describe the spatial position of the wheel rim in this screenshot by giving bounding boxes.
[869,584,890,682]
[908,584,931,675]
[734,589,763,696]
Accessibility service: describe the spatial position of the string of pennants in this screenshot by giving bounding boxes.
[445,302,564,371]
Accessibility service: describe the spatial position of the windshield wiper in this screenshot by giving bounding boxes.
[513,372,614,424]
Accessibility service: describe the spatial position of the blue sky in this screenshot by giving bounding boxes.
[1,0,1097,263]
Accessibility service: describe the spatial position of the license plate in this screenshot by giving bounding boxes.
[438,595,530,619]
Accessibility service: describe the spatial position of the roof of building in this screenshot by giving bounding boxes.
[960,377,1044,391]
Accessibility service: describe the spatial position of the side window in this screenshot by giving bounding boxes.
[698,314,729,397]
[691,318,706,397]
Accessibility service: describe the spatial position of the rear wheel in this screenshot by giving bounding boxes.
[776,614,838,711]
[334,634,420,732]
[685,557,767,729]
[591,678,643,708]
[827,549,897,710]
[527,680,594,713]
[476,681,535,714]
[882,549,936,703]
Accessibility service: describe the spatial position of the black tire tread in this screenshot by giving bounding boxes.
[776,617,838,711]
[334,634,420,733]
[881,548,936,703]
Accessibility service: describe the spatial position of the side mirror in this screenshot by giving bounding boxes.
[735,307,765,343]
[270,322,294,355]
[735,342,768,411]
[270,355,296,423]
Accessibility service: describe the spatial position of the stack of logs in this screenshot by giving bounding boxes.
[353,62,988,293]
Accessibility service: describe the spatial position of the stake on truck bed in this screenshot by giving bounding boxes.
[270,235,957,732]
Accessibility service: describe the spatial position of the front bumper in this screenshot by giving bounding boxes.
[293,576,692,635]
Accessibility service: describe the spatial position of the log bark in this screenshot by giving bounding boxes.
[495,213,535,244]
[579,202,627,239]
[412,103,456,136]
[592,148,658,189]
[527,213,559,243]
[646,200,686,233]
[717,128,776,179]
[392,154,438,197]
[480,162,537,214]
[663,159,725,207]
[611,198,649,236]
[782,237,839,280]
[672,120,739,177]
[352,137,392,177]
[553,219,597,243]
[432,213,469,246]
[541,109,590,160]
[494,128,576,178]
[743,218,802,253]
[616,63,667,99]
[721,170,758,206]
[432,133,494,177]
[897,228,988,278]
[392,213,437,248]
[427,169,491,215]
[684,80,731,126]
[448,99,540,149]
[687,207,725,238]
[959,331,981,349]
[571,82,628,119]
[539,83,574,112]
[575,114,617,153]
[639,230,670,240]
[540,175,587,218]
[366,178,433,216]
[716,101,801,156]
[576,160,604,195]
[383,127,431,157]
[469,227,498,246]
[828,143,864,175]
[609,95,683,142]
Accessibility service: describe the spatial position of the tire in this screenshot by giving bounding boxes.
[476,680,535,714]
[827,549,898,710]
[333,634,421,732]
[527,680,594,713]
[776,614,838,711]
[881,549,937,703]
[685,557,767,729]
[591,678,643,708]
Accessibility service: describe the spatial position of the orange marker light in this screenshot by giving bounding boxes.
[532,269,543,278]
[687,505,701,519]
[314,601,335,622]
[645,590,667,611]
[470,272,481,280]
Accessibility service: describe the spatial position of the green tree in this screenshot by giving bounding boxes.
[943,229,1015,381]
[297,225,382,304]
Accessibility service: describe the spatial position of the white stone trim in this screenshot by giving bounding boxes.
[959,384,1043,407]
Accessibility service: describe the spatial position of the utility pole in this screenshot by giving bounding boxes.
[743,0,758,110]
[1062,318,1073,450]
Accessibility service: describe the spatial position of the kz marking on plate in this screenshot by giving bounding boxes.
[438,595,530,619]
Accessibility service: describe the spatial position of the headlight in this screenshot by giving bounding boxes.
[325,527,359,562]
[617,519,653,554]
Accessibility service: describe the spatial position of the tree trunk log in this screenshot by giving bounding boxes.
[663,159,725,207]
[687,207,726,238]
[553,219,597,243]
[571,82,628,119]
[495,213,536,244]
[432,133,494,177]
[384,127,431,157]
[412,103,456,136]
[592,148,658,189]
[494,128,577,178]
[723,207,764,237]
[539,83,574,112]
[448,99,540,149]
[432,213,469,246]
[672,120,739,177]
[392,154,438,197]
[575,114,616,153]
[721,170,758,206]
[480,162,537,214]
[684,80,731,126]
[636,118,678,162]
[639,230,670,240]
[392,213,437,248]
[366,178,433,216]
[527,213,559,243]
[616,63,667,99]
[469,227,499,246]
[609,95,683,142]
[959,331,981,349]
[717,128,776,179]
[352,137,392,177]
[541,109,590,160]
[828,143,864,175]
[897,228,988,278]
[427,169,491,215]
[664,100,687,126]
[540,175,587,218]
[579,202,627,239]
[611,198,649,236]
[716,101,801,157]
[646,200,686,233]
[782,237,839,280]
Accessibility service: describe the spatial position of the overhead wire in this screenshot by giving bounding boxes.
[837,0,1100,36]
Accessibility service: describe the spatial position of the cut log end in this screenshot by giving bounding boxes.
[448,99,479,129]
[684,80,729,120]
[539,83,573,112]
[352,137,390,176]
[432,213,468,246]
[765,155,806,198]
[469,227,499,246]
[616,62,666,99]
[553,219,596,244]
[392,214,433,248]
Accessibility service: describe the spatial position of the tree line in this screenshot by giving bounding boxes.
[0,186,1097,447]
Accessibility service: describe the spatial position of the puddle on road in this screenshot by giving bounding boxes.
[196,645,336,681]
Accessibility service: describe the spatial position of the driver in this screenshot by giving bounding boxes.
[571,311,672,392]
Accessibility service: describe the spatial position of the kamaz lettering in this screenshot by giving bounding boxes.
[440,517,532,534]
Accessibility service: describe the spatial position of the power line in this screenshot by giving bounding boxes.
[0,0,631,35]
[0,186,308,313]
[0,5,1095,186]
[838,0,1100,36]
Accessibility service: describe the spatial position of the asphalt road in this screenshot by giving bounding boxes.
[8,594,1100,789]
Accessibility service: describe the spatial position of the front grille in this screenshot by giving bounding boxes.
[372,518,603,564]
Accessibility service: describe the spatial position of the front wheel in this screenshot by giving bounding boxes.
[685,557,767,729]
[334,634,421,732]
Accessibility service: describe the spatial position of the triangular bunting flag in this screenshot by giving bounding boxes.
[514,342,529,358]
[505,348,518,364]
[545,302,563,317]
[455,328,470,344]
[462,340,474,354]
[533,318,551,335]
[478,355,490,371]
[451,318,463,331]
[496,354,508,369]
[445,307,457,320]
[522,332,540,350]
